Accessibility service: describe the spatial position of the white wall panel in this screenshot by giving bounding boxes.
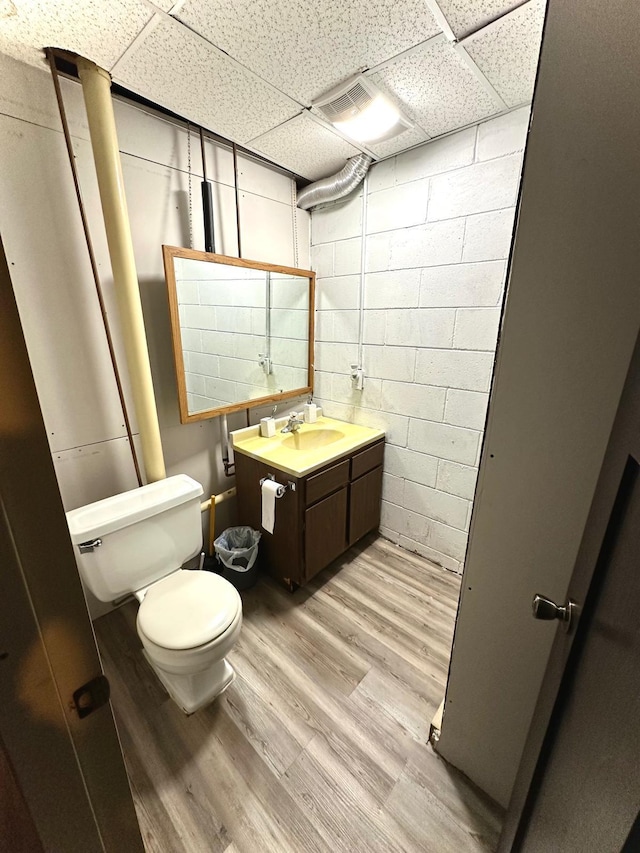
[295,208,311,269]
[237,154,293,204]
[239,192,296,266]
[0,54,89,136]
[114,98,213,181]
[1,55,306,575]
[53,436,141,510]
[0,117,137,452]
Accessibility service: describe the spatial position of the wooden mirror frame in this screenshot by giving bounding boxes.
[163,245,315,423]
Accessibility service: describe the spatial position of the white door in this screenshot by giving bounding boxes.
[500,334,640,850]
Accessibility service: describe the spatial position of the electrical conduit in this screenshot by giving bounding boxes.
[355,171,369,389]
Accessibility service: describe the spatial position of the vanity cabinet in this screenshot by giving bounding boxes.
[234,437,384,590]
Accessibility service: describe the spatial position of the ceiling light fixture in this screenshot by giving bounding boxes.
[313,75,412,145]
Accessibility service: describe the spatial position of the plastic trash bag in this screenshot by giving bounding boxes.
[214,526,261,572]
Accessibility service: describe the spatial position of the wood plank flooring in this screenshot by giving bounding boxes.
[95,535,503,853]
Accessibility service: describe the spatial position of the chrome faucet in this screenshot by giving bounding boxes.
[281,412,304,433]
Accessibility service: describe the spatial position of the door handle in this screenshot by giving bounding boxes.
[532,594,577,632]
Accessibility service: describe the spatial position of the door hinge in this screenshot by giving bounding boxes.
[72,674,111,719]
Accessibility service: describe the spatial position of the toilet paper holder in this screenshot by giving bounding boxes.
[260,474,296,497]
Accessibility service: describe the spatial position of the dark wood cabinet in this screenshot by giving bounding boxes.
[305,487,348,580]
[234,437,384,589]
[348,466,383,547]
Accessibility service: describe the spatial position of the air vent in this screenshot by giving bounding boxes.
[318,81,374,123]
[313,75,413,145]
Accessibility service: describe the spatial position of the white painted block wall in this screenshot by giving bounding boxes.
[311,108,530,572]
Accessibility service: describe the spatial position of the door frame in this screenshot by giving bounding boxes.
[499,330,640,849]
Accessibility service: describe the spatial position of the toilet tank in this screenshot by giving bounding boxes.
[66,474,204,602]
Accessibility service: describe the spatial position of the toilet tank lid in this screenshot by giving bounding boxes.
[66,474,204,543]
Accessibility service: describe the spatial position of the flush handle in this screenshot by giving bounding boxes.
[532,594,577,632]
[78,538,102,554]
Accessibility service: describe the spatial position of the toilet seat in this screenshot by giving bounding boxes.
[137,570,240,650]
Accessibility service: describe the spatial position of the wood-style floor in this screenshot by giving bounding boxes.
[95,534,503,853]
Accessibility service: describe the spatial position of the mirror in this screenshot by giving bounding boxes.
[163,246,315,423]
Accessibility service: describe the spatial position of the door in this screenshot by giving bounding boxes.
[304,487,348,581]
[348,467,382,547]
[0,236,144,851]
[500,331,640,851]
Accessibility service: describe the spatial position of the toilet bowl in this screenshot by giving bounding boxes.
[136,568,242,712]
[66,474,243,714]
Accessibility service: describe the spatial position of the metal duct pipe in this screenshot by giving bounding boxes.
[297,153,372,210]
[77,58,166,483]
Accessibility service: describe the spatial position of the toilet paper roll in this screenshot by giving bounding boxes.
[261,479,282,534]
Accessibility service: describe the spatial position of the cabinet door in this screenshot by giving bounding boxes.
[349,466,383,546]
[304,487,348,581]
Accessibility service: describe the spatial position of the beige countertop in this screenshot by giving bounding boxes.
[230,415,385,477]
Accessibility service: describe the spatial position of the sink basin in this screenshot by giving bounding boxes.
[230,415,385,477]
[282,428,344,452]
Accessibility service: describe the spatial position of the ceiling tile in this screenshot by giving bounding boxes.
[174,0,441,105]
[148,0,176,10]
[112,15,300,144]
[436,0,525,39]
[369,39,498,138]
[367,125,430,159]
[249,112,361,181]
[0,0,152,69]
[463,0,546,107]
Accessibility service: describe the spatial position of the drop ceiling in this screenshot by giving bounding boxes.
[0,0,546,181]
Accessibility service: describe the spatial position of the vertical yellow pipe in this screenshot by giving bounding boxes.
[76,59,166,482]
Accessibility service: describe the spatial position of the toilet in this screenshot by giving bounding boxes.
[66,474,242,714]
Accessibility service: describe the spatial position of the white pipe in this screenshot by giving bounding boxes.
[77,58,166,483]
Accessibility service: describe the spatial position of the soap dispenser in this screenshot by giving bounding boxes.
[260,405,277,437]
[303,396,317,424]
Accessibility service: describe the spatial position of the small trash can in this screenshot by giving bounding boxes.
[213,526,261,590]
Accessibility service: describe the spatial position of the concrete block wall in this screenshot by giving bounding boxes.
[311,107,530,572]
